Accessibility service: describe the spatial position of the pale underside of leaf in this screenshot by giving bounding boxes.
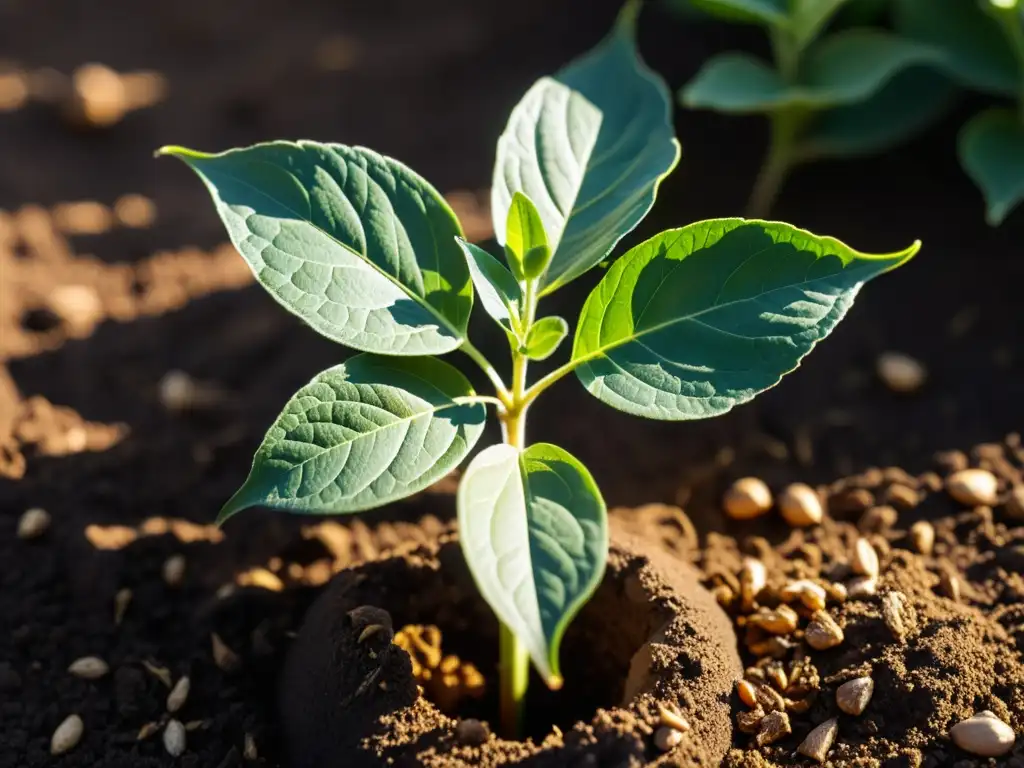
[160,142,471,356]
[572,219,918,420]
[959,108,1024,225]
[491,10,680,295]
[221,355,486,520]
[458,443,607,684]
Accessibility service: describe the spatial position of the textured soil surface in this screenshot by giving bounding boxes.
[1,0,1023,765]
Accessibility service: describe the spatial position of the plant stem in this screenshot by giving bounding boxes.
[746,108,802,219]
[460,340,511,406]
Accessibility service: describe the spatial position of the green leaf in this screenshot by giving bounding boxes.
[571,219,919,420]
[455,238,523,335]
[685,0,789,26]
[790,0,849,49]
[894,0,1018,96]
[505,192,548,281]
[959,108,1024,225]
[682,31,941,112]
[458,442,607,686]
[803,68,955,158]
[523,316,569,361]
[220,354,487,521]
[158,142,472,356]
[492,0,680,296]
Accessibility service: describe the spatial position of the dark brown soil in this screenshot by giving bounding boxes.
[279,523,741,767]
[1,0,1023,766]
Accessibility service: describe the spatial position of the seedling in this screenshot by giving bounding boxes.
[159,1,917,738]
[679,0,952,216]
[895,0,1024,224]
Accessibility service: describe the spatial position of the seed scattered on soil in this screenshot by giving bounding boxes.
[798,718,838,763]
[940,570,961,602]
[885,483,919,509]
[780,580,827,611]
[454,718,489,746]
[163,719,186,757]
[654,726,684,751]
[805,611,844,650]
[949,711,1016,757]
[723,477,773,520]
[882,591,910,640]
[67,656,109,679]
[162,554,186,586]
[142,660,173,687]
[211,633,241,673]
[778,483,823,527]
[909,520,935,555]
[167,676,190,713]
[756,710,791,746]
[658,706,691,733]
[137,721,160,741]
[740,557,767,610]
[859,504,898,533]
[113,587,132,625]
[1006,485,1024,519]
[877,352,927,393]
[853,538,880,578]
[847,575,878,598]
[243,732,258,760]
[836,676,874,715]
[51,714,84,755]
[737,680,759,708]
[946,468,998,506]
[749,605,799,635]
[17,507,51,539]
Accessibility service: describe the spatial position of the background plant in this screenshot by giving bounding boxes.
[160,0,917,739]
[677,0,954,216]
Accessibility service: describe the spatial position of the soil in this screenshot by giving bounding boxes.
[279,522,741,767]
[1,0,1023,766]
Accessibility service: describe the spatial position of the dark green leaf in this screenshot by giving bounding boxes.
[572,220,919,420]
[158,142,472,355]
[959,108,1024,225]
[458,442,607,687]
[220,355,486,521]
[523,317,569,361]
[685,0,788,26]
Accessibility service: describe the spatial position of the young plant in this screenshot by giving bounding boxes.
[895,0,1024,224]
[678,0,953,216]
[158,0,918,738]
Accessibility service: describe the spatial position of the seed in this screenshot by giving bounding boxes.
[805,611,844,650]
[749,605,800,635]
[137,721,160,741]
[211,633,241,673]
[737,680,759,708]
[740,557,767,610]
[166,676,190,713]
[18,507,51,539]
[950,711,1015,757]
[877,352,926,393]
[884,483,919,509]
[654,725,684,751]
[940,571,961,602]
[748,636,796,659]
[756,710,791,746]
[853,538,880,579]
[778,483,823,527]
[766,665,788,692]
[454,718,489,746]
[67,656,109,679]
[1005,485,1024,519]
[142,660,172,687]
[882,591,909,640]
[847,575,878,598]
[114,588,132,625]
[780,580,827,612]
[51,714,83,755]
[859,504,898,533]
[162,555,186,586]
[358,624,388,643]
[836,676,874,715]
[159,370,196,411]
[909,521,935,555]
[712,584,735,609]
[658,706,691,733]
[243,733,258,760]
[163,719,186,757]
[946,469,998,506]
[798,718,838,763]
[724,477,773,520]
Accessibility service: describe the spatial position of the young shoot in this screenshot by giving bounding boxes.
[159,0,918,739]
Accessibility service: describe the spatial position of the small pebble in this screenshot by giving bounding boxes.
[950,711,1015,757]
[723,477,773,520]
[654,725,684,751]
[454,718,489,746]
[940,570,961,602]
[740,558,767,610]
[909,521,935,556]
[749,605,799,635]
[167,676,190,713]
[159,370,197,411]
[17,507,51,539]
[68,656,109,680]
[162,555,186,586]
[51,714,83,755]
[946,469,998,506]
[163,719,186,757]
[805,611,844,650]
[780,580,827,612]
[798,718,838,763]
[836,676,874,715]
[885,483,919,509]
[756,710,791,746]
[853,538,880,578]
[877,352,926,393]
[882,591,909,640]
[778,483,823,527]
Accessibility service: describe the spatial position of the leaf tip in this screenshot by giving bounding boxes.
[154,145,211,163]
[616,0,643,35]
